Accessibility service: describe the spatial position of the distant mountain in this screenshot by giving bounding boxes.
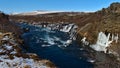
[11,10,65,16]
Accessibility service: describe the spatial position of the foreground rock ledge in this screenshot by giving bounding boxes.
[0,32,56,68]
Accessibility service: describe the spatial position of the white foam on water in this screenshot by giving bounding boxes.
[45,34,55,45]
[42,45,51,47]
[53,36,61,41]
[87,59,95,63]
[66,40,72,45]
[79,48,84,51]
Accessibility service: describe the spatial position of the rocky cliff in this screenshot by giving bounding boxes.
[0,12,22,35]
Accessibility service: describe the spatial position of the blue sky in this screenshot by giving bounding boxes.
[0,0,120,14]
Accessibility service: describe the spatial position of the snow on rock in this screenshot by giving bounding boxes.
[0,32,56,68]
[0,56,52,68]
[90,32,119,53]
[3,44,13,50]
[81,37,89,45]
[2,36,9,41]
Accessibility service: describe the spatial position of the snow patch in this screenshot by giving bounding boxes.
[2,36,9,41]
[3,44,13,50]
[81,37,89,45]
[0,56,50,68]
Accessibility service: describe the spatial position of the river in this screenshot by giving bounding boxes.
[19,23,93,68]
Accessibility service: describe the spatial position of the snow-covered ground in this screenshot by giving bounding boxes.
[0,56,52,68]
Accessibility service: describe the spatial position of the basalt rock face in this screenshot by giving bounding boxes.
[0,12,22,35]
[0,12,9,23]
[101,2,120,14]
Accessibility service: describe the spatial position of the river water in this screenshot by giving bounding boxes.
[19,23,93,68]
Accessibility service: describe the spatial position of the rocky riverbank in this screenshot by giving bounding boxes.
[0,12,56,68]
[0,32,56,68]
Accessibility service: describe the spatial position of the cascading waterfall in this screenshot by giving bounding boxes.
[90,32,119,53]
[21,22,78,47]
[60,24,74,32]
[45,23,78,46]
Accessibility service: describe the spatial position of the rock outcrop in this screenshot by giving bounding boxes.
[101,2,120,14]
[0,12,22,35]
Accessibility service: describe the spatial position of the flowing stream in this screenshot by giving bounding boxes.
[19,23,93,68]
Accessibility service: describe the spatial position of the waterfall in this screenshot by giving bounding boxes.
[90,32,113,53]
[60,24,74,32]
[69,25,78,40]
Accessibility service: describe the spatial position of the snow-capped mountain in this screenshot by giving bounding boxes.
[11,10,64,15]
